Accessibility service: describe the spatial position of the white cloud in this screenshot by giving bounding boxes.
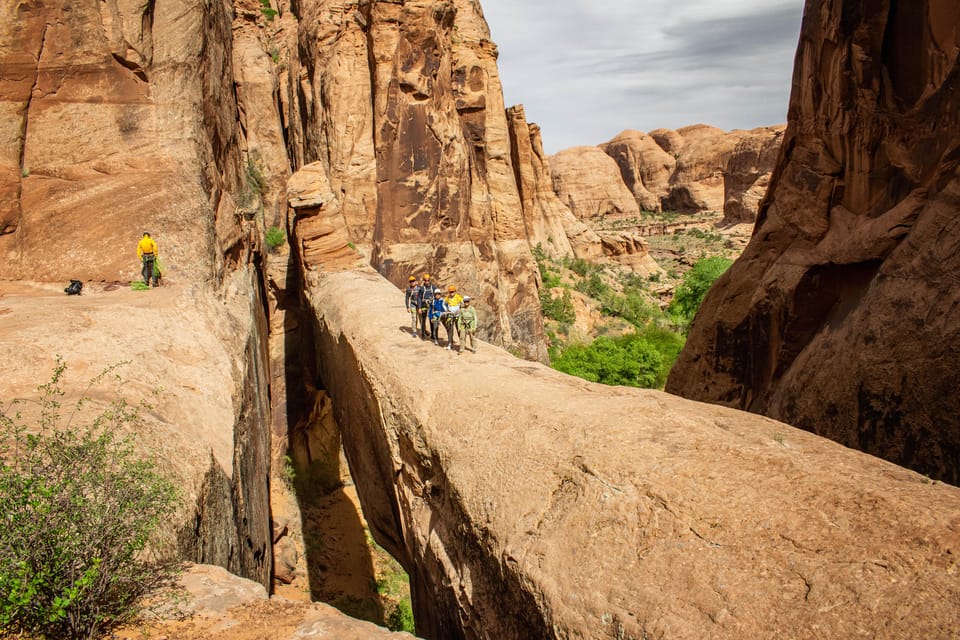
[480,0,804,152]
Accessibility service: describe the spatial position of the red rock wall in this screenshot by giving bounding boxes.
[667,0,960,483]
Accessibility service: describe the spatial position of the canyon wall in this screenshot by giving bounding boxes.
[302,265,960,640]
[667,0,960,484]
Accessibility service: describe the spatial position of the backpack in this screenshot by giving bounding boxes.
[64,280,83,295]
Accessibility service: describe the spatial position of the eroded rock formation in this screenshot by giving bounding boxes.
[303,266,960,640]
[599,125,785,219]
[667,0,960,483]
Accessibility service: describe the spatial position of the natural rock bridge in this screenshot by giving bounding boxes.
[303,267,960,640]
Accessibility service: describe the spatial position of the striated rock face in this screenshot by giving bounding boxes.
[722,126,785,224]
[304,267,960,640]
[667,1,960,483]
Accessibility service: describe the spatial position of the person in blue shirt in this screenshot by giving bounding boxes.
[428,288,447,345]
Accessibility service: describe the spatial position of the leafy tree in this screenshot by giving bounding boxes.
[669,256,733,323]
[550,330,683,389]
[0,360,180,640]
[540,288,576,324]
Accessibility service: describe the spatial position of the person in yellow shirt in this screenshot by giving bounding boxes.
[442,285,463,350]
[136,232,159,287]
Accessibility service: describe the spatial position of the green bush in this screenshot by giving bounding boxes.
[386,599,414,633]
[0,361,180,640]
[265,225,285,249]
[668,256,733,324]
[549,328,684,389]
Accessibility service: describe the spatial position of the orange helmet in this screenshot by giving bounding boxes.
[448,285,456,292]
[422,274,431,280]
[408,276,416,282]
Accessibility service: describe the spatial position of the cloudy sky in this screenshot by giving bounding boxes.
[479,0,806,153]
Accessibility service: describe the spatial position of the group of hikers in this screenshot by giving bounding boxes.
[405,274,478,353]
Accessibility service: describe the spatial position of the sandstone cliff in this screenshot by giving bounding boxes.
[667,1,960,484]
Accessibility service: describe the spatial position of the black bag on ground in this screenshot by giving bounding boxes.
[64,280,82,295]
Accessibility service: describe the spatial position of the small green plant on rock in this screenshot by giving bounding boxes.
[265,225,285,250]
[0,359,181,640]
[259,0,277,20]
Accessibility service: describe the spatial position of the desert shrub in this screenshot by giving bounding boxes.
[601,292,661,327]
[668,255,733,325]
[265,225,285,249]
[386,599,414,633]
[0,361,180,640]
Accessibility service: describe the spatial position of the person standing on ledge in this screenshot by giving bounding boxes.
[417,274,438,340]
[404,276,421,336]
[137,232,159,287]
[457,295,478,353]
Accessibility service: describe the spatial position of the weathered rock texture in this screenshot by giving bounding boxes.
[667,1,960,484]
[599,125,785,219]
[303,267,960,640]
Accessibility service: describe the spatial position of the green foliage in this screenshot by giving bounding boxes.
[600,292,661,328]
[130,281,150,291]
[540,288,575,324]
[265,225,285,249]
[668,256,733,324]
[259,0,277,20]
[550,327,684,389]
[562,257,592,278]
[368,537,414,634]
[574,271,610,300]
[531,243,561,288]
[0,360,180,640]
[386,599,414,633]
[245,156,268,197]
